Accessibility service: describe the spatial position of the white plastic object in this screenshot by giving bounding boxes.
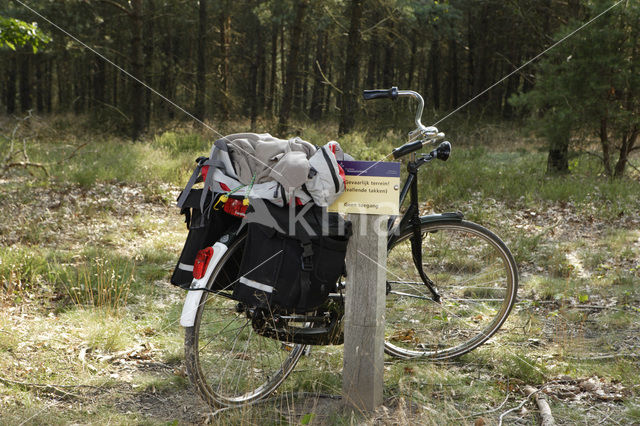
[180,242,229,327]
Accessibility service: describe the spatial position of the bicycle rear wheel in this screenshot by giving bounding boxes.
[385,220,518,360]
[184,234,306,407]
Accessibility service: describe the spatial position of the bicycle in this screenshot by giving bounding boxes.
[182,87,519,407]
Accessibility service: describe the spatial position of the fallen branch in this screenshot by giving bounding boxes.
[524,385,555,426]
[3,160,49,177]
[565,353,640,361]
[0,375,81,400]
[497,392,534,426]
[203,391,341,422]
[1,113,87,179]
[54,142,88,165]
[458,378,511,420]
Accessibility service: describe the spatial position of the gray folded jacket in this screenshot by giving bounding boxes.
[220,133,315,190]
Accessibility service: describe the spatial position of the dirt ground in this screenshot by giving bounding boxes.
[1,181,639,425]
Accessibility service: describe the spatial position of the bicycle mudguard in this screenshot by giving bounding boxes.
[388,212,463,247]
[420,211,464,224]
[180,241,229,327]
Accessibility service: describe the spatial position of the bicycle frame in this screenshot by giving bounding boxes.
[181,87,456,341]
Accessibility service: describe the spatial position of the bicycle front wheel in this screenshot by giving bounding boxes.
[385,220,518,360]
[184,234,306,407]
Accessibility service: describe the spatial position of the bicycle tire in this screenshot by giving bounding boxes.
[184,233,307,407]
[384,220,518,360]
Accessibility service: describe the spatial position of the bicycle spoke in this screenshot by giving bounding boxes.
[185,232,307,407]
[385,221,517,360]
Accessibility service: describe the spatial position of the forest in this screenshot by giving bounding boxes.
[1,0,640,424]
[2,0,637,175]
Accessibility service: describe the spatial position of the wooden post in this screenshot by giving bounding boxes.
[342,214,387,411]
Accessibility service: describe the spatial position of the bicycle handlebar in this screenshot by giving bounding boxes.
[391,140,424,159]
[391,133,445,159]
[363,87,398,100]
[363,87,443,157]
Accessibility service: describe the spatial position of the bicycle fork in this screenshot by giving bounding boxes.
[406,164,441,304]
[408,205,442,304]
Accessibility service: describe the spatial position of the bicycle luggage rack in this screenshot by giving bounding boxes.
[246,299,345,346]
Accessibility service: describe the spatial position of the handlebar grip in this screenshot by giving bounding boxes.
[363,87,398,101]
[392,140,423,159]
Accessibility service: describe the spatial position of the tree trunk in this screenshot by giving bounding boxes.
[471,5,489,105]
[280,25,286,90]
[323,61,332,116]
[277,0,308,135]
[36,56,44,113]
[159,18,174,119]
[365,40,377,89]
[249,18,261,132]
[406,34,417,89]
[338,0,364,136]
[249,55,259,131]
[130,0,145,140]
[257,24,266,114]
[309,31,327,121]
[267,22,278,114]
[501,50,519,119]
[93,55,106,113]
[300,34,310,113]
[599,117,612,176]
[144,0,155,126]
[547,146,569,174]
[546,122,571,174]
[44,58,52,113]
[72,59,82,114]
[112,61,119,114]
[466,9,475,101]
[19,54,32,112]
[5,56,17,114]
[195,0,207,121]
[614,129,638,178]
[449,39,459,109]
[382,43,394,87]
[219,8,231,120]
[429,40,440,110]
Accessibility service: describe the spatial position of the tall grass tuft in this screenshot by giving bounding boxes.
[62,258,134,313]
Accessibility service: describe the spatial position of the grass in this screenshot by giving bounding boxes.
[1,116,639,424]
[62,257,134,313]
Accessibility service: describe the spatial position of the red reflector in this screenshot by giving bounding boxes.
[337,163,346,186]
[223,198,248,217]
[201,165,209,182]
[219,182,230,191]
[193,247,214,279]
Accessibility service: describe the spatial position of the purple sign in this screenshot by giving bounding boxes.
[338,161,401,178]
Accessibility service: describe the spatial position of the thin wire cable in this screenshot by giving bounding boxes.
[431,0,625,127]
[14,0,216,135]
[354,0,624,177]
[14,0,283,177]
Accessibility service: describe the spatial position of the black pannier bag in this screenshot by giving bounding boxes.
[233,201,352,313]
[170,188,240,289]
